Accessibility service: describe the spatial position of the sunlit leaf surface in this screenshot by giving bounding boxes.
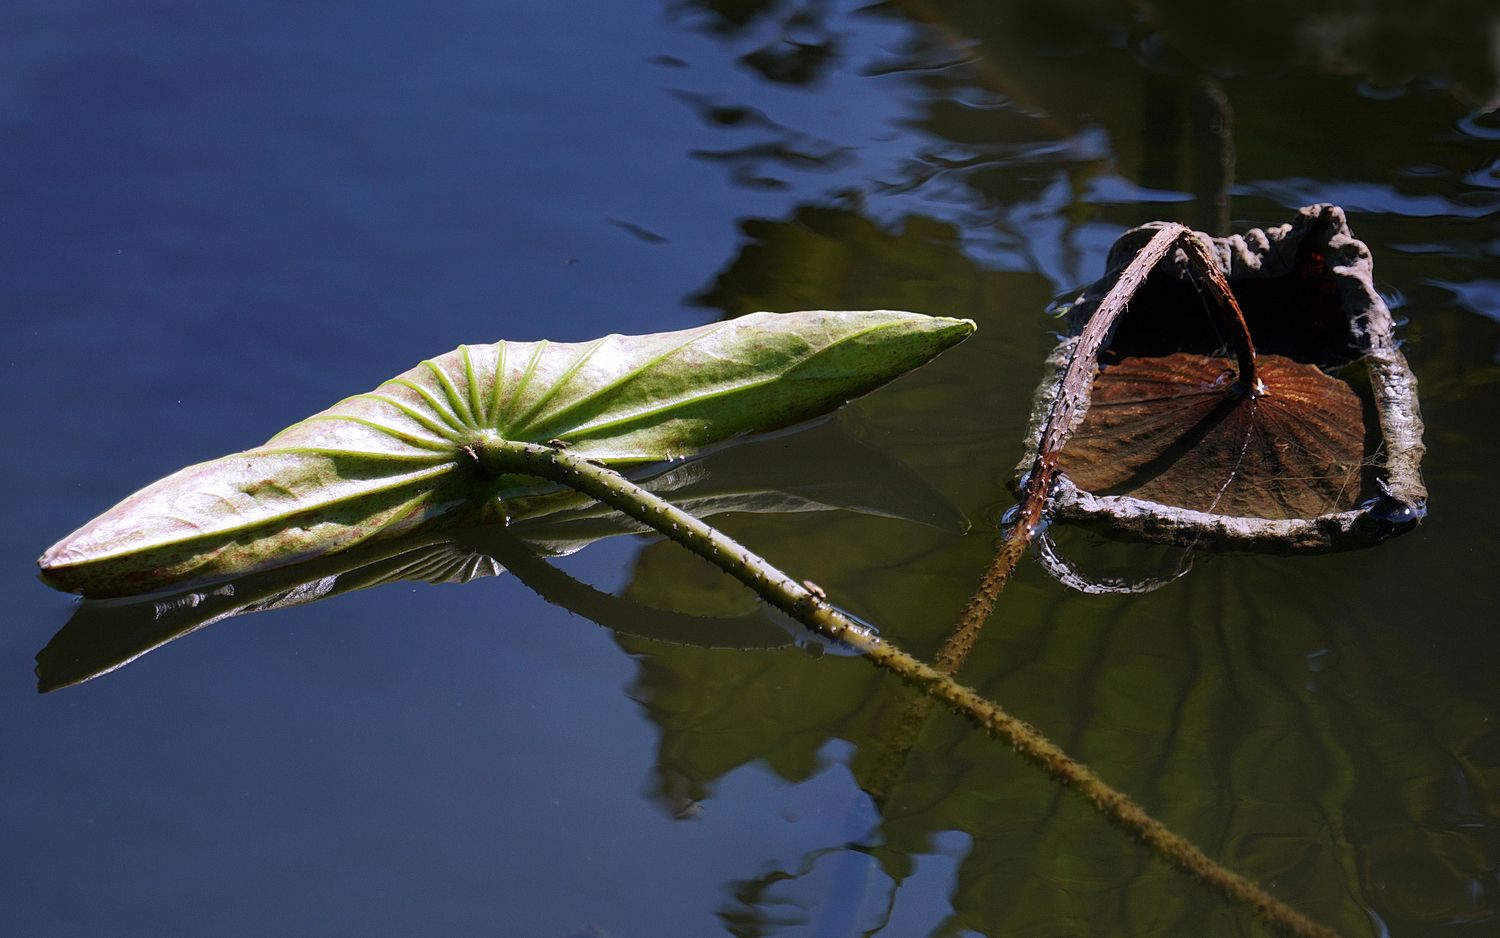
[1058,353,1366,519]
[38,310,973,597]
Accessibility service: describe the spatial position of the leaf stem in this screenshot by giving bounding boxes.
[947,224,1189,663]
[472,433,1340,938]
[869,227,1236,810]
[1177,233,1263,396]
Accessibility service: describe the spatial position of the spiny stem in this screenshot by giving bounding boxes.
[947,224,1261,659]
[472,433,1340,938]
[950,224,1189,658]
[1177,233,1262,396]
[874,225,1271,904]
[474,435,879,650]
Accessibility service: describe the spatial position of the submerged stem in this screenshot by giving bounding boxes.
[870,228,1240,808]
[472,434,1339,938]
[948,225,1263,658]
[949,224,1189,658]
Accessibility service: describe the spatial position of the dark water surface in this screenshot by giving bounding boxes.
[5,2,1500,936]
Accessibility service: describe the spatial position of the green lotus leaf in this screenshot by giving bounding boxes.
[38,310,974,598]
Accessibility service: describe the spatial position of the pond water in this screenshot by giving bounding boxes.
[5,2,1500,936]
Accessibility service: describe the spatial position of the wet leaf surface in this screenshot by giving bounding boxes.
[1058,353,1366,519]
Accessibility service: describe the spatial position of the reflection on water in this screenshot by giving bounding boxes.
[37,417,962,690]
[8,0,1500,935]
[624,4,1500,935]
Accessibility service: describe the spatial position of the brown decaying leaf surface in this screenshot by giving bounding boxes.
[1059,353,1365,520]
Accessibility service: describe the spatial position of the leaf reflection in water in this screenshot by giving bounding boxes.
[620,557,1500,938]
[36,418,964,692]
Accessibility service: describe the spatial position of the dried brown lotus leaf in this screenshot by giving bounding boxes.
[1058,353,1365,520]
